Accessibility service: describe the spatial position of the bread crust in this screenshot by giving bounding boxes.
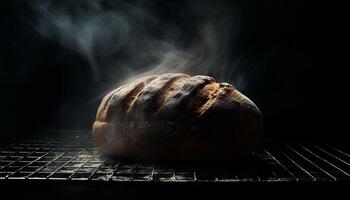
[92,73,263,160]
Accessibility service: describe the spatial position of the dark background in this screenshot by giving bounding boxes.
[0,0,321,146]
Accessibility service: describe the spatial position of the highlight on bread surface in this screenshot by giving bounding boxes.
[92,73,263,160]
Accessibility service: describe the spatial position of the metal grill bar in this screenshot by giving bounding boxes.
[302,145,350,178]
[27,151,65,179]
[6,148,58,179]
[261,146,297,180]
[285,144,337,181]
[271,144,316,181]
[327,145,350,159]
[87,158,107,180]
[48,149,85,179]
[0,131,349,182]
[311,144,350,167]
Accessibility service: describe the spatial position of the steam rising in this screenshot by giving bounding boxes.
[31,0,247,88]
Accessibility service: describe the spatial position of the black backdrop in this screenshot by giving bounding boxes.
[1,0,319,146]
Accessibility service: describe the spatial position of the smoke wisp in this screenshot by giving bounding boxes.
[31,0,247,89]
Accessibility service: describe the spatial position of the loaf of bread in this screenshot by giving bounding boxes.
[92,73,263,160]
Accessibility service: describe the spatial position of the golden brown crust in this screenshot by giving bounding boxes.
[127,73,190,116]
[92,73,263,160]
[196,82,222,116]
[101,75,158,121]
[156,75,215,121]
[155,77,189,114]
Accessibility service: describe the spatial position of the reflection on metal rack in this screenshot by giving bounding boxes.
[0,131,349,182]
